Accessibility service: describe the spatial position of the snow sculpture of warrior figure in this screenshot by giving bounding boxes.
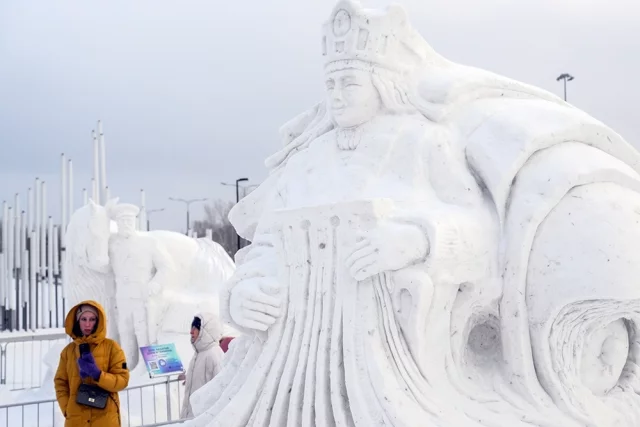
[108,203,175,368]
[186,2,640,426]
[64,198,235,371]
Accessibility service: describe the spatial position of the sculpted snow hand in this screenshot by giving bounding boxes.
[229,276,281,332]
[346,220,428,281]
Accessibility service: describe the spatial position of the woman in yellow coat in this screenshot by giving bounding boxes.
[54,300,130,426]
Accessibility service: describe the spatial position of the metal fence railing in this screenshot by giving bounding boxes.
[120,377,184,427]
[0,329,67,391]
[0,377,184,427]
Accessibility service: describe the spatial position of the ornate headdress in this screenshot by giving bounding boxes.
[322,0,432,73]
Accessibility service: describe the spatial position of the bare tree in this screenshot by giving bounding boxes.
[193,199,237,256]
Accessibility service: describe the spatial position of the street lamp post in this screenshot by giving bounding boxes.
[146,208,165,231]
[235,178,248,252]
[168,197,208,234]
[221,180,254,199]
[221,178,249,252]
[556,73,575,101]
[235,178,249,204]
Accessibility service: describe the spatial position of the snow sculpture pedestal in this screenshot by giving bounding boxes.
[185,1,640,426]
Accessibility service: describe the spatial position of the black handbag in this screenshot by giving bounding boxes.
[76,383,109,409]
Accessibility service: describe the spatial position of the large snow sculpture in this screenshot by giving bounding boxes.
[186,1,640,426]
[65,198,235,370]
[108,203,174,365]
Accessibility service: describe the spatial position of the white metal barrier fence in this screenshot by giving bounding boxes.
[0,377,184,427]
[0,330,67,391]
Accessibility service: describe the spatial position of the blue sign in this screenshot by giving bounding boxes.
[139,343,185,378]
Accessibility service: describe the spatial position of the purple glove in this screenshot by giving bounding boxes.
[77,361,89,379]
[77,352,102,381]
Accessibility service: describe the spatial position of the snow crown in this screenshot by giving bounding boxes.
[322,0,429,73]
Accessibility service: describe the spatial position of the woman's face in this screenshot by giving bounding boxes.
[325,68,381,129]
[190,326,200,343]
[79,312,98,336]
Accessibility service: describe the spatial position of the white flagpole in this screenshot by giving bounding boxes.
[33,228,43,329]
[13,194,20,271]
[82,188,88,206]
[1,201,7,310]
[20,211,26,280]
[6,207,14,316]
[139,189,147,231]
[40,181,46,279]
[34,179,41,268]
[63,158,73,319]
[19,211,27,329]
[98,120,108,204]
[61,153,67,232]
[27,186,33,327]
[29,229,37,330]
[91,179,98,204]
[39,181,47,326]
[13,195,20,328]
[27,188,33,237]
[52,222,59,327]
[33,179,41,327]
[67,159,74,220]
[92,130,100,204]
[53,225,59,278]
[47,216,54,328]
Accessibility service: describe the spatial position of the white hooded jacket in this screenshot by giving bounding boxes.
[180,312,224,419]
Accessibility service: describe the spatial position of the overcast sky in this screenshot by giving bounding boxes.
[1,0,638,232]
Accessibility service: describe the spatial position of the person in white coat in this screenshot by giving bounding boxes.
[179,313,224,419]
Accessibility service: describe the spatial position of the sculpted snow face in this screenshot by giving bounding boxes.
[325,68,382,128]
[185,1,640,426]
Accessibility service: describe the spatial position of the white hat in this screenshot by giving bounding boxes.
[109,203,140,220]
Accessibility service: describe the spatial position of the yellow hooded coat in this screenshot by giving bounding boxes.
[54,300,130,426]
